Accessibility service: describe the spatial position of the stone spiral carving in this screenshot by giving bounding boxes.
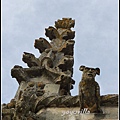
[34,94,118,113]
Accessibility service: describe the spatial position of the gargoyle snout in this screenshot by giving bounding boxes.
[88,69,93,73]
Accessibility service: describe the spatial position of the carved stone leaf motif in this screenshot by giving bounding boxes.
[11,18,75,95]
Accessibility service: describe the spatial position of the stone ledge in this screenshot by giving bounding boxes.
[36,107,118,120]
[2,108,15,115]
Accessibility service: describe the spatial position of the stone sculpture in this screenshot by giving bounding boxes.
[11,18,75,96]
[79,65,103,113]
[2,18,118,120]
[2,18,76,120]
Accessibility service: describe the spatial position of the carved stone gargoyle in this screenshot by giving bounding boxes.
[79,65,103,113]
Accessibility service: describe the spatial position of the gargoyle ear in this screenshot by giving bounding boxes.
[79,65,85,71]
[96,68,100,75]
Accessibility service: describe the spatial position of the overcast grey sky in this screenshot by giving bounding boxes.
[2,0,118,104]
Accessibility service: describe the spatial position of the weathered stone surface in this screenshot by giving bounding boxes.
[2,109,15,120]
[45,26,60,40]
[2,114,13,120]
[33,94,118,113]
[2,108,15,115]
[36,107,118,120]
[34,37,52,53]
[58,40,75,55]
[2,18,118,119]
[55,18,75,29]
[3,90,117,119]
[43,84,60,96]
[22,52,41,67]
[12,81,45,119]
[11,18,75,95]
[11,66,44,84]
[14,81,27,100]
[100,94,118,106]
[79,65,102,113]
[6,99,16,109]
[56,55,74,71]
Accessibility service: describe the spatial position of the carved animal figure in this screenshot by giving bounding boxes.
[79,65,103,113]
[34,37,52,53]
[22,52,41,67]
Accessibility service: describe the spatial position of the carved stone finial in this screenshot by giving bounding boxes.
[11,18,75,96]
[55,18,75,29]
[45,18,75,41]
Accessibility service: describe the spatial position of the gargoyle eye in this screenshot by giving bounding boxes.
[91,68,95,71]
[85,67,89,71]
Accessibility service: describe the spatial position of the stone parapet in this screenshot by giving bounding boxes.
[36,107,118,120]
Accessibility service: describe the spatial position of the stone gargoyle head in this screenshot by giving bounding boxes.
[79,65,100,81]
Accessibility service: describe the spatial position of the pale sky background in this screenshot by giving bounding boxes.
[2,0,119,104]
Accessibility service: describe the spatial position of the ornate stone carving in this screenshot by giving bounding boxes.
[12,81,45,120]
[11,18,75,96]
[2,18,118,119]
